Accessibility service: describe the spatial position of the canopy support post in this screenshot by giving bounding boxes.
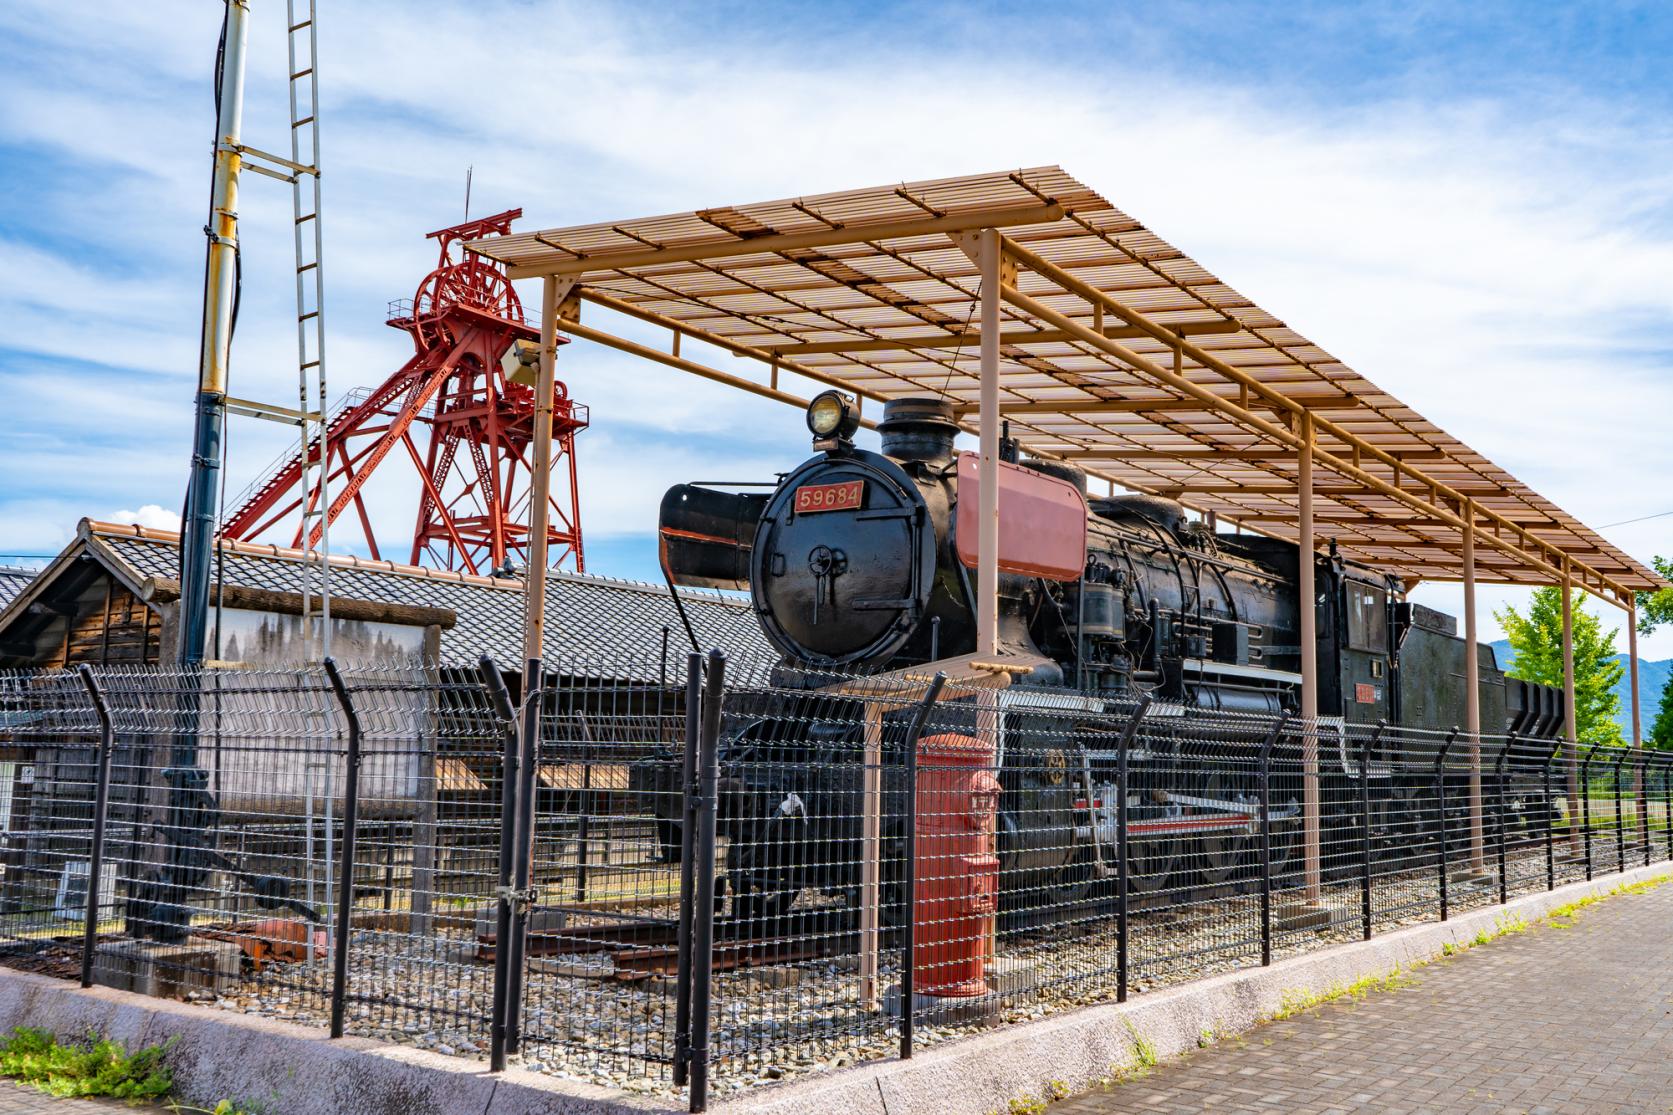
[1299,413,1321,904]
[1464,502,1485,872]
[977,228,1000,658]
[1629,599,1644,839]
[1562,564,1579,856]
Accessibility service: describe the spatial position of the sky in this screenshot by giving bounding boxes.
[0,1,1670,657]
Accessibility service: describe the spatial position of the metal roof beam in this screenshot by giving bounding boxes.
[996,235,1630,600]
[957,394,1363,417]
[758,318,1240,356]
[492,202,1065,279]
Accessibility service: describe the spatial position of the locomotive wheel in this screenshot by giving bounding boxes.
[1265,808,1300,883]
[1046,847,1099,907]
[1197,770,1254,885]
[1126,832,1181,894]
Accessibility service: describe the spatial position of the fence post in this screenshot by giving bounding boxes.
[477,656,517,1073]
[75,665,114,989]
[1115,696,1151,1001]
[1641,751,1652,868]
[1494,736,1513,905]
[1435,728,1458,923]
[1543,742,1560,890]
[688,648,726,1114]
[505,660,543,1055]
[1581,742,1600,882]
[1257,712,1290,967]
[1663,755,1672,862]
[673,652,702,1087]
[899,671,948,1062]
[1612,747,1628,874]
[1351,719,1378,937]
[322,658,364,1041]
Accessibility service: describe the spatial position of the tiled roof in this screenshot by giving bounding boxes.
[79,521,772,674]
[0,568,34,612]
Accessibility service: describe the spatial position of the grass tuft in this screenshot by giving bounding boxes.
[0,1026,173,1101]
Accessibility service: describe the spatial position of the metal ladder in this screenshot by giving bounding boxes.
[222,0,332,659]
[288,0,330,657]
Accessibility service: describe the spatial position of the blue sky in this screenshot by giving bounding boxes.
[1,1,1670,656]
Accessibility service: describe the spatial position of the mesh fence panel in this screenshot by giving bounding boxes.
[0,658,1665,1101]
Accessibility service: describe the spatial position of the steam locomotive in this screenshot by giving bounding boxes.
[656,394,1566,919]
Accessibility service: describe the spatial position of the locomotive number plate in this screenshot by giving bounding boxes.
[794,480,864,514]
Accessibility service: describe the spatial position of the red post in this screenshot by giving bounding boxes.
[912,733,1000,998]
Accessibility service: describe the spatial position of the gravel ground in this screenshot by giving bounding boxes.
[153,840,1627,1100]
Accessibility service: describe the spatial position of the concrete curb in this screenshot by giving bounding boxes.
[0,863,1664,1115]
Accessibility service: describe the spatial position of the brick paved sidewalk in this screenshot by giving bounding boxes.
[1058,878,1673,1115]
[0,1084,139,1114]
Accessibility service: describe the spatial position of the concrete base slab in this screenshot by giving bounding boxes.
[93,939,242,1000]
[882,984,1002,1027]
[1273,902,1344,931]
[983,956,1038,999]
[1451,869,1498,888]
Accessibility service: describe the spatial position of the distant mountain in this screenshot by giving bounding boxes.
[1490,639,1669,739]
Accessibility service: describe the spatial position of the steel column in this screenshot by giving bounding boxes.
[523,276,560,664]
[1360,722,1383,940]
[1463,502,1485,871]
[1494,738,1512,904]
[1612,746,1629,873]
[323,658,363,1040]
[1116,696,1152,999]
[505,662,541,1054]
[688,649,726,1113]
[976,228,1001,657]
[1562,571,1580,856]
[1258,713,1291,966]
[1629,601,1646,859]
[179,0,250,665]
[1581,741,1602,881]
[1298,414,1321,903]
[1435,728,1458,922]
[1543,742,1560,890]
[478,657,517,1073]
[673,653,702,1087]
[76,666,114,989]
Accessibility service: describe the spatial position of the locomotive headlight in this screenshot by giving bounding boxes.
[806,391,860,441]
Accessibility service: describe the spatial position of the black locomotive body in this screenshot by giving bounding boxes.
[655,395,1566,919]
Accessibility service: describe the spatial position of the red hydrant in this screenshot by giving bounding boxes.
[913,732,1001,998]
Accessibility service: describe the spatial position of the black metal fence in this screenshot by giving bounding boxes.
[0,655,1666,1110]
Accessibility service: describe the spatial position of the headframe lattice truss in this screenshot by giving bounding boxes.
[468,166,1663,602]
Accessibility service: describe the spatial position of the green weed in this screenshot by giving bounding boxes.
[0,1027,173,1101]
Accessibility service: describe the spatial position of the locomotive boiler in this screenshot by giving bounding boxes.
[656,394,1566,920]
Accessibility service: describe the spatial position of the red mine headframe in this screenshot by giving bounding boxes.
[221,209,587,575]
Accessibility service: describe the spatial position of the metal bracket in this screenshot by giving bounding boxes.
[495,884,537,911]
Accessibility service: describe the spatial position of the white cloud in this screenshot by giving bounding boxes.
[108,505,183,532]
[1,0,1668,663]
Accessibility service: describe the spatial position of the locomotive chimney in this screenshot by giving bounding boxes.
[878,397,958,464]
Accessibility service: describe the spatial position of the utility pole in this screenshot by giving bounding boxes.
[178,0,251,665]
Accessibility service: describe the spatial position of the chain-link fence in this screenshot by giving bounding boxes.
[0,654,1665,1111]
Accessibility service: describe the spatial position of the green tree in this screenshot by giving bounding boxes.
[1494,587,1625,747]
[1636,555,1673,635]
[1651,678,1673,752]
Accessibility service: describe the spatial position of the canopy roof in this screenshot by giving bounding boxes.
[469,167,1662,601]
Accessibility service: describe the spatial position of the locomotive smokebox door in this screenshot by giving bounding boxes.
[752,452,934,666]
